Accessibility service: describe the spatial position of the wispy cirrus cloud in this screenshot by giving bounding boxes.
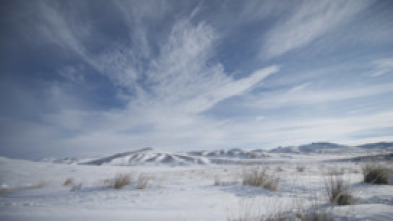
[369,57,393,77]
[1,0,392,158]
[5,1,279,155]
[262,0,372,58]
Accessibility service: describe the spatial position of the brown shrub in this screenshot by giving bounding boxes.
[136,174,151,189]
[325,175,353,205]
[363,164,390,185]
[64,177,74,186]
[113,173,132,189]
[243,168,279,191]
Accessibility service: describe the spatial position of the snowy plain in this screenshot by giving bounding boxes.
[1,144,393,221]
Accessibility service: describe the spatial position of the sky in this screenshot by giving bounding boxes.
[1,0,393,159]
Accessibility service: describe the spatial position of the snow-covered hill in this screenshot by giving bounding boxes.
[83,148,210,166]
[188,148,269,159]
[38,142,393,166]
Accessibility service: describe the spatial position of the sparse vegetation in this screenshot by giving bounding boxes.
[296,165,306,172]
[325,175,353,205]
[275,166,284,172]
[136,174,151,189]
[228,201,334,221]
[0,187,11,194]
[362,163,390,184]
[64,177,74,186]
[113,173,132,189]
[242,167,279,191]
[260,210,334,221]
[70,183,83,191]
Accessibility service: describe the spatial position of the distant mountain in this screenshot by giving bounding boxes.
[356,142,393,150]
[188,148,269,159]
[40,157,80,164]
[83,148,210,166]
[39,141,393,166]
[269,142,360,154]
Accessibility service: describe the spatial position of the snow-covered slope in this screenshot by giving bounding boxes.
[39,142,393,166]
[188,148,269,159]
[83,148,210,166]
[2,152,393,221]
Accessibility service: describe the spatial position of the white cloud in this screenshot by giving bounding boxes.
[262,0,371,58]
[31,8,280,153]
[370,57,393,76]
[256,82,393,109]
[3,1,392,157]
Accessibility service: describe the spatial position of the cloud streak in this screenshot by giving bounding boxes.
[262,0,372,58]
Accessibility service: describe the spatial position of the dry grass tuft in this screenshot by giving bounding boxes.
[113,173,132,189]
[136,174,152,189]
[242,167,279,191]
[70,183,83,191]
[325,175,353,206]
[63,177,74,186]
[362,163,390,185]
[228,202,334,221]
[275,166,284,172]
[296,165,306,172]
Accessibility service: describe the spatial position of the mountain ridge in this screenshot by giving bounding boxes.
[40,141,393,166]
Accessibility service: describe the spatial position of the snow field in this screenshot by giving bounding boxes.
[1,156,393,220]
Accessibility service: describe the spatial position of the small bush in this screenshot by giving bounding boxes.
[214,176,221,186]
[64,177,74,186]
[363,164,390,184]
[325,175,352,205]
[229,202,334,221]
[70,183,83,191]
[136,174,151,189]
[243,168,279,191]
[296,165,306,172]
[296,210,334,221]
[0,187,11,194]
[275,166,284,172]
[113,173,132,189]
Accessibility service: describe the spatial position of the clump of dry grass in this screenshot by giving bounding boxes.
[113,173,132,189]
[70,183,83,191]
[275,166,284,172]
[325,175,353,206]
[136,174,152,189]
[362,163,390,185]
[228,201,334,221]
[296,165,306,172]
[63,177,74,186]
[260,211,333,221]
[0,187,11,194]
[242,167,279,191]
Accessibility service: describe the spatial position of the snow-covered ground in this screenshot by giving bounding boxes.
[1,147,393,221]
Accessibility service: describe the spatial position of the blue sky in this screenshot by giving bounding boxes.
[1,0,393,158]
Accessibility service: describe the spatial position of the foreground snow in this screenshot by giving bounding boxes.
[1,154,392,221]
